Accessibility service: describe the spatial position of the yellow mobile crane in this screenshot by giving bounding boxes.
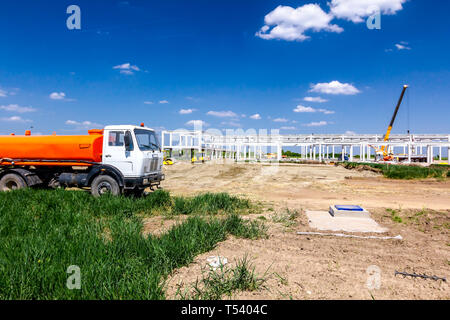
[370,85,408,162]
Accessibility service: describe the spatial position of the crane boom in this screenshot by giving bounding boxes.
[380,85,408,153]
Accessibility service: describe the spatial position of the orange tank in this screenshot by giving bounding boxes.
[0,130,104,166]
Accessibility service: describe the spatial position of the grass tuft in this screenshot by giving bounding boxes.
[272,208,300,227]
[175,255,267,300]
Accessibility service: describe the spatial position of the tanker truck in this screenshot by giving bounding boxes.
[0,124,165,196]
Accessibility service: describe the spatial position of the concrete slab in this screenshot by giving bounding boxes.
[306,211,388,233]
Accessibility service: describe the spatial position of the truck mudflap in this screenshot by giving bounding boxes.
[0,168,43,187]
[124,173,165,189]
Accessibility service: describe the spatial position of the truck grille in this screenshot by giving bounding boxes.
[146,158,161,172]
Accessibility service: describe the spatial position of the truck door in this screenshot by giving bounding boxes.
[102,130,135,176]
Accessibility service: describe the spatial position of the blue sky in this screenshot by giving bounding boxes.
[0,0,449,136]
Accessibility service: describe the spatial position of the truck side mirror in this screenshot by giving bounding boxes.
[124,132,133,151]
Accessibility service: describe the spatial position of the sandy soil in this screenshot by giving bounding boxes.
[159,161,449,300]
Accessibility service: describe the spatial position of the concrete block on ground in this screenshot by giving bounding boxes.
[329,205,371,218]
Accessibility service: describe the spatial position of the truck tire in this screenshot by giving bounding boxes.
[91,175,121,197]
[0,173,27,191]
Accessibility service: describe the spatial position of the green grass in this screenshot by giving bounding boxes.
[272,208,300,228]
[0,189,265,300]
[175,255,267,300]
[171,193,252,216]
[341,162,449,180]
[387,208,403,223]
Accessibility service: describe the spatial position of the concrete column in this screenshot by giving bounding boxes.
[332,146,335,159]
[408,143,412,163]
[350,146,354,162]
[277,144,282,161]
[448,146,450,165]
[447,138,450,164]
[319,144,322,162]
[427,146,432,164]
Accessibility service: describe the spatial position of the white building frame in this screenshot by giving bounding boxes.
[162,131,450,164]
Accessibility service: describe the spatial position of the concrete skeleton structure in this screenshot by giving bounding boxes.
[161,130,450,164]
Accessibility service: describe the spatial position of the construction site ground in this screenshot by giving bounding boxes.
[152,161,449,300]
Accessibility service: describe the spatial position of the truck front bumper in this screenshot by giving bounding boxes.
[124,172,165,189]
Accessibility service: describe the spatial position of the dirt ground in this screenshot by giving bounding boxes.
[157,161,449,300]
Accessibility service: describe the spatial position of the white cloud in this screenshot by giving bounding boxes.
[319,109,335,115]
[221,121,242,128]
[310,81,360,95]
[113,62,141,75]
[329,0,406,23]
[395,43,411,50]
[0,87,19,97]
[144,101,154,105]
[0,104,36,113]
[293,105,316,113]
[273,118,289,123]
[49,92,75,101]
[345,130,356,135]
[293,105,335,114]
[179,108,195,115]
[159,100,169,104]
[303,121,329,127]
[65,120,102,128]
[207,110,238,118]
[185,120,208,127]
[280,126,296,130]
[303,96,328,103]
[250,114,261,120]
[256,4,343,42]
[50,92,66,100]
[1,116,32,123]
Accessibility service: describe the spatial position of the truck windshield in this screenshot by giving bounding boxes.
[134,129,161,151]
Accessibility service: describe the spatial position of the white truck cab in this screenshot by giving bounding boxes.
[102,125,165,192]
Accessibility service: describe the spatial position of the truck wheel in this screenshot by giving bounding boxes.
[0,173,27,191]
[91,175,121,197]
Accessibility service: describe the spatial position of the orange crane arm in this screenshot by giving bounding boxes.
[380,85,408,154]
